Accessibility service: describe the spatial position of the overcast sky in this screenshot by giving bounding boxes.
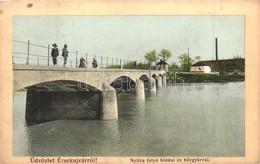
[13,16,244,65]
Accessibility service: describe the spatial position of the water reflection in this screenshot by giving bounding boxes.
[13,82,245,157]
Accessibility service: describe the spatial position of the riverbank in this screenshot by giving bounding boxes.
[168,73,245,83]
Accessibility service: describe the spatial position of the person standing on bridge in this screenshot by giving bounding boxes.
[79,57,86,68]
[134,60,137,69]
[92,57,98,68]
[62,44,69,67]
[51,43,59,66]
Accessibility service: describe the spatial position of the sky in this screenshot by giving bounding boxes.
[13,16,244,65]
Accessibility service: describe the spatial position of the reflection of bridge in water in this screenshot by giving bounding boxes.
[13,64,167,125]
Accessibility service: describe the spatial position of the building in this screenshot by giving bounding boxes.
[190,63,211,73]
[191,58,245,73]
[156,59,168,72]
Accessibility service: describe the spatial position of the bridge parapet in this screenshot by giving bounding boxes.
[13,64,165,73]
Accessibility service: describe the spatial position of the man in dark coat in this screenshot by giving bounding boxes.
[92,57,98,68]
[62,44,68,67]
[51,43,59,66]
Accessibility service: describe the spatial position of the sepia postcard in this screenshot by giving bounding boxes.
[0,0,259,164]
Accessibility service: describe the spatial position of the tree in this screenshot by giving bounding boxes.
[144,50,157,64]
[178,53,201,72]
[194,56,201,62]
[136,62,149,70]
[169,62,179,70]
[158,49,172,61]
[228,55,244,72]
[123,61,135,69]
[178,53,192,72]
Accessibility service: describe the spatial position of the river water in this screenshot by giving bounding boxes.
[13,82,244,157]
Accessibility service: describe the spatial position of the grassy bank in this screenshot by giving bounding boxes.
[17,88,27,92]
[168,73,245,83]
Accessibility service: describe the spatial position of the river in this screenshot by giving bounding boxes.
[13,82,244,157]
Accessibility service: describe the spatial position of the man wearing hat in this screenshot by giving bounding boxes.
[51,43,59,66]
[62,44,69,67]
[92,57,98,68]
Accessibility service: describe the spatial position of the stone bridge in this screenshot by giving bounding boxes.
[13,64,166,123]
[13,64,166,91]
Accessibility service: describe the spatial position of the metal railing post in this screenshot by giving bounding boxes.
[101,56,103,68]
[13,40,139,69]
[86,53,88,68]
[76,51,78,68]
[26,40,30,65]
[106,57,108,68]
[47,44,50,66]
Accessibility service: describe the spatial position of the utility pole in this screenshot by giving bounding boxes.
[215,38,218,60]
[187,48,190,72]
[47,44,50,66]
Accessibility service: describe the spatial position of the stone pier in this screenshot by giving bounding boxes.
[150,78,157,91]
[156,76,163,88]
[100,83,118,120]
[136,79,145,100]
[162,75,167,87]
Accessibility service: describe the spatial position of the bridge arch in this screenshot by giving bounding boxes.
[139,74,151,91]
[25,80,102,125]
[139,74,149,80]
[16,79,101,92]
[110,76,136,92]
[151,74,157,78]
[25,80,101,92]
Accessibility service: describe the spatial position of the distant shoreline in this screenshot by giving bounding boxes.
[167,73,245,83]
[167,80,245,84]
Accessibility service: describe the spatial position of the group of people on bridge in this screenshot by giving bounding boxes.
[78,57,98,68]
[51,43,68,67]
[51,43,98,68]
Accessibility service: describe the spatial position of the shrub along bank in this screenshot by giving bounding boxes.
[167,73,245,83]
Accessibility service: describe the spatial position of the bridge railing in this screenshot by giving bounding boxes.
[12,40,130,69]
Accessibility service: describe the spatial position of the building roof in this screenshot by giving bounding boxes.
[156,59,168,65]
[192,58,245,67]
